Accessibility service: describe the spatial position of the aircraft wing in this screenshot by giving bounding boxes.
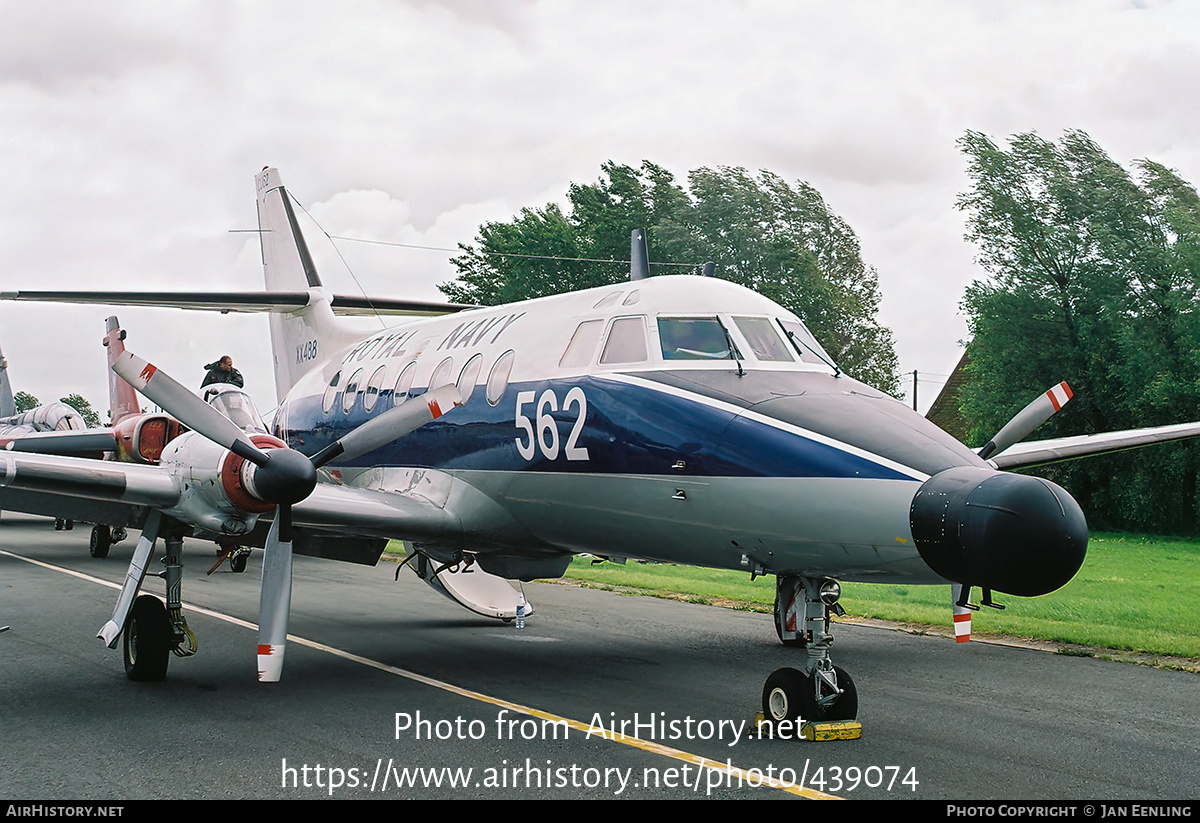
[0,449,460,547]
[0,290,476,317]
[991,421,1200,469]
[0,450,179,527]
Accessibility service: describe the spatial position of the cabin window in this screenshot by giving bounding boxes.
[559,319,604,369]
[363,366,387,412]
[777,319,835,367]
[342,368,364,414]
[393,362,416,406]
[487,350,515,406]
[458,354,483,404]
[322,371,341,415]
[657,317,739,361]
[733,316,794,362]
[430,357,454,390]
[600,316,648,365]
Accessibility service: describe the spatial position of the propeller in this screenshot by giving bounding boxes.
[113,350,462,680]
[977,382,1073,461]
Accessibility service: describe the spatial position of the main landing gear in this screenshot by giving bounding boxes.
[98,513,197,682]
[764,575,857,724]
[208,540,251,574]
[89,524,128,559]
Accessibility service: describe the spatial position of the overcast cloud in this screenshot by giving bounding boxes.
[2,0,1198,414]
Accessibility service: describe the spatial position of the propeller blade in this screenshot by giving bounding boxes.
[310,384,462,469]
[113,350,269,467]
[978,381,1073,461]
[257,508,293,682]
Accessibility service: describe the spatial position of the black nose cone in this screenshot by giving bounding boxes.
[910,467,1088,597]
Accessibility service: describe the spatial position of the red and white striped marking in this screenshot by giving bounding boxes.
[1045,382,1073,412]
[952,583,972,643]
[258,644,285,682]
[953,612,972,643]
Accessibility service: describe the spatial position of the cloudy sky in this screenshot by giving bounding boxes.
[2,0,1198,416]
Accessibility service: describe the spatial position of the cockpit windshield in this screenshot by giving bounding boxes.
[657,317,740,361]
[206,388,268,435]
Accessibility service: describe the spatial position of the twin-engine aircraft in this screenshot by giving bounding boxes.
[3,168,1200,724]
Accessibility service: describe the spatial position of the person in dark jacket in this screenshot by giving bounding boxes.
[201,356,244,389]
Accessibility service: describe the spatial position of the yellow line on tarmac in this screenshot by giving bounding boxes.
[1,547,840,800]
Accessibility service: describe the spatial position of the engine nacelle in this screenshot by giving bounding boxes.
[159,432,287,535]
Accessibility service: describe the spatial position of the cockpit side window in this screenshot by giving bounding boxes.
[599,316,649,365]
[733,316,794,362]
[777,318,836,369]
[559,319,605,369]
[657,317,738,361]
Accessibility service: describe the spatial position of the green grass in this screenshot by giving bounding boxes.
[556,533,1200,660]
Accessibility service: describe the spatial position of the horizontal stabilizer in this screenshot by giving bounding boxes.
[991,421,1200,469]
[0,290,477,318]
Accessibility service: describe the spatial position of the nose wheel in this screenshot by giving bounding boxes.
[767,575,858,723]
[763,664,858,723]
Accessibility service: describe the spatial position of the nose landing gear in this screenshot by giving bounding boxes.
[764,575,858,725]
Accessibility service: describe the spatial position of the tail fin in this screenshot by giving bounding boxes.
[255,168,357,405]
[0,344,14,418]
[102,317,140,424]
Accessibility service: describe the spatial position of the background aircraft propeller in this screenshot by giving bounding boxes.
[113,350,462,680]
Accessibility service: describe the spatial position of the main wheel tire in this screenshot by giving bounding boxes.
[123,595,170,682]
[90,525,112,559]
[763,667,808,723]
[229,552,247,574]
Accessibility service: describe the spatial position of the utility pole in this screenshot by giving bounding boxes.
[912,370,918,412]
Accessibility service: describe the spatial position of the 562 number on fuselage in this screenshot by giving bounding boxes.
[515,387,589,462]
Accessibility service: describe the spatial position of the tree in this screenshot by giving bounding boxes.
[13,391,38,413]
[441,161,688,306]
[60,393,102,428]
[957,129,1200,532]
[442,161,899,393]
[656,167,898,392]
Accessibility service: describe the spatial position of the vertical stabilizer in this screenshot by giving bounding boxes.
[630,228,650,281]
[0,344,14,418]
[255,167,357,405]
[103,317,139,424]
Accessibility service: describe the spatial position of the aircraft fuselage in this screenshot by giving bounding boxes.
[273,275,1086,595]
